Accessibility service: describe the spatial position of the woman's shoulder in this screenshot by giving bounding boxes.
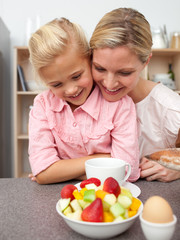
[149,83,180,109]
[137,82,180,111]
[151,82,179,96]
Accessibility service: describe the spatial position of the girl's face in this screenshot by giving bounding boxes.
[92,46,146,102]
[41,48,93,110]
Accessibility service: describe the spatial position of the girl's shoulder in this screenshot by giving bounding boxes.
[34,89,51,101]
[33,90,65,112]
[33,90,51,107]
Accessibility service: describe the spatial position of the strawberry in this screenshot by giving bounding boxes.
[80,177,101,188]
[103,177,121,197]
[81,198,103,222]
[61,184,77,200]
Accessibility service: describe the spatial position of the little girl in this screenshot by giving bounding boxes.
[28,17,140,184]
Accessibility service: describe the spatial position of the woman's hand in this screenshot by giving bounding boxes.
[140,157,180,182]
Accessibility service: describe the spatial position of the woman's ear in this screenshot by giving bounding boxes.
[145,53,152,67]
[140,53,152,78]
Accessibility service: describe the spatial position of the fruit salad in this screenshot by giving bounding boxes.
[58,177,141,223]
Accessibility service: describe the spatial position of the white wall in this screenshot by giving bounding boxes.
[1,0,180,47]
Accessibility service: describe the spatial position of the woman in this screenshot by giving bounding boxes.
[90,7,180,182]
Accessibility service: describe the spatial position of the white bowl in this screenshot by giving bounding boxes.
[56,199,143,239]
[140,213,177,240]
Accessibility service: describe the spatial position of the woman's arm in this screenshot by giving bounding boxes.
[140,157,180,182]
[29,153,110,184]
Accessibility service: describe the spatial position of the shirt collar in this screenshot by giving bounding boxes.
[48,90,68,112]
[79,85,101,120]
[48,86,101,120]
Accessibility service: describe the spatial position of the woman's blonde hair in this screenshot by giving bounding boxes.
[90,8,152,63]
[28,17,90,78]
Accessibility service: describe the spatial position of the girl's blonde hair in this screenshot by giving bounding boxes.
[28,18,90,78]
[90,8,152,63]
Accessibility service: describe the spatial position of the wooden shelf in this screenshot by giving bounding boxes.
[13,47,42,178]
[17,134,29,140]
[17,91,39,95]
[152,48,180,54]
[149,48,180,91]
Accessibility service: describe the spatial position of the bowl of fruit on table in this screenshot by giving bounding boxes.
[56,177,143,239]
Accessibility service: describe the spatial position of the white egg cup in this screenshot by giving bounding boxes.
[139,213,177,240]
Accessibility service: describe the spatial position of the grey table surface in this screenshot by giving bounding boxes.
[0,178,179,240]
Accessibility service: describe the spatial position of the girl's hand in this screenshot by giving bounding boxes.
[140,157,180,182]
[28,173,37,182]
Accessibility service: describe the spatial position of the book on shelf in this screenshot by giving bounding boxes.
[17,64,28,91]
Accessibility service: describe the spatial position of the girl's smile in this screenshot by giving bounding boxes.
[67,89,83,99]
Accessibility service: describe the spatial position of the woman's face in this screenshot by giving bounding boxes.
[41,47,93,110]
[92,46,146,102]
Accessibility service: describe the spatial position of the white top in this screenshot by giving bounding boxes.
[136,83,180,158]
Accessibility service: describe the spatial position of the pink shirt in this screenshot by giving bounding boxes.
[28,86,140,181]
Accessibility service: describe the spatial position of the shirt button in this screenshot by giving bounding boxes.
[73,122,77,127]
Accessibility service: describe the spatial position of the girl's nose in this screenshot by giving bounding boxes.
[65,84,78,95]
[103,74,119,90]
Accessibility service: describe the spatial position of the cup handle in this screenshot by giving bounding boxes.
[123,163,131,182]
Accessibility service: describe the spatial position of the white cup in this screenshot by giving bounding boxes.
[140,213,177,240]
[85,158,131,184]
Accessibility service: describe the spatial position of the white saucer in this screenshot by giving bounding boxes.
[121,182,141,198]
[75,181,141,198]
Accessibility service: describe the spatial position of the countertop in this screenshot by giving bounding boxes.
[0,178,179,240]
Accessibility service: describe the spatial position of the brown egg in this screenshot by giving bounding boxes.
[142,196,174,223]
